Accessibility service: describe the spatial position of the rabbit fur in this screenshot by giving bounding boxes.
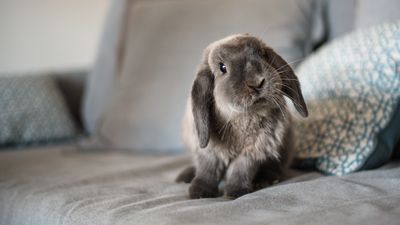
[176,34,308,199]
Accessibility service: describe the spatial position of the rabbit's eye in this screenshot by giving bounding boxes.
[219,63,227,74]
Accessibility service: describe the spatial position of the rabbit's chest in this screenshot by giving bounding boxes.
[212,114,284,161]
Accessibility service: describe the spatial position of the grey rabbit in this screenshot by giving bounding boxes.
[176,34,308,199]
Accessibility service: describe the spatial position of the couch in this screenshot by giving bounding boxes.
[1,0,400,224]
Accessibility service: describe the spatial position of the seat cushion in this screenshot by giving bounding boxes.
[83,0,324,152]
[1,146,400,225]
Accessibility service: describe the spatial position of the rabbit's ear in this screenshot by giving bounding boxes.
[267,49,308,117]
[192,64,214,148]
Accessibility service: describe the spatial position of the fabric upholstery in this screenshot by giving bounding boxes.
[0,146,400,225]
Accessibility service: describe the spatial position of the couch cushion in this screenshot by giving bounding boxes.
[0,74,78,147]
[294,21,400,175]
[1,146,400,225]
[83,0,324,152]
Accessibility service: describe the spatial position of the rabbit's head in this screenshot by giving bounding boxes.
[191,34,308,148]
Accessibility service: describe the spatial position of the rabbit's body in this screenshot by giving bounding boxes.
[177,34,308,199]
[182,98,292,165]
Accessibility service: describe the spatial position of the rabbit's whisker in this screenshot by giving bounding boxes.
[279,83,301,98]
[271,96,286,121]
[280,78,301,81]
[219,108,233,141]
[274,88,304,110]
[274,58,304,72]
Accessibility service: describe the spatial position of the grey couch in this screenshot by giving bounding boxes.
[1,1,400,225]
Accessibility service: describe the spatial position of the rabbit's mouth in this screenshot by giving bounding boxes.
[216,96,271,117]
[233,95,270,112]
[214,84,273,116]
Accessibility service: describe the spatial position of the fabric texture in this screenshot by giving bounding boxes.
[1,146,400,225]
[294,21,400,175]
[0,75,78,147]
[84,0,324,152]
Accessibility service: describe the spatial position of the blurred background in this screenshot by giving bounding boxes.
[0,0,108,73]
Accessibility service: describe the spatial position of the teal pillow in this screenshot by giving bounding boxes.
[294,21,400,175]
[0,75,78,147]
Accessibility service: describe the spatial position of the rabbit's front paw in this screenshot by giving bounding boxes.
[189,178,218,199]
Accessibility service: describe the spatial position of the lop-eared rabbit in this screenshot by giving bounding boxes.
[176,34,308,199]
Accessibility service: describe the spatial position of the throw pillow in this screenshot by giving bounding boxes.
[0,75,78,147]
[294,21,400,175]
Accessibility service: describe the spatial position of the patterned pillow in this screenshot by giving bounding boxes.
[294,21,400,175]
[0,75,78,147]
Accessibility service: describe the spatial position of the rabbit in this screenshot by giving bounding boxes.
[175,34,308,199]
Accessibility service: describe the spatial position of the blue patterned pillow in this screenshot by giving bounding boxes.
[294,21,400,175]
[0,75,78,147]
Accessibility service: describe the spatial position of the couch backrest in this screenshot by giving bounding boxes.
[326,0,400,40]
[78,0,400,150]
[82,0,325,151]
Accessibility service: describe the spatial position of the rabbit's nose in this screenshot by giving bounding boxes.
[247,78,265,92]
